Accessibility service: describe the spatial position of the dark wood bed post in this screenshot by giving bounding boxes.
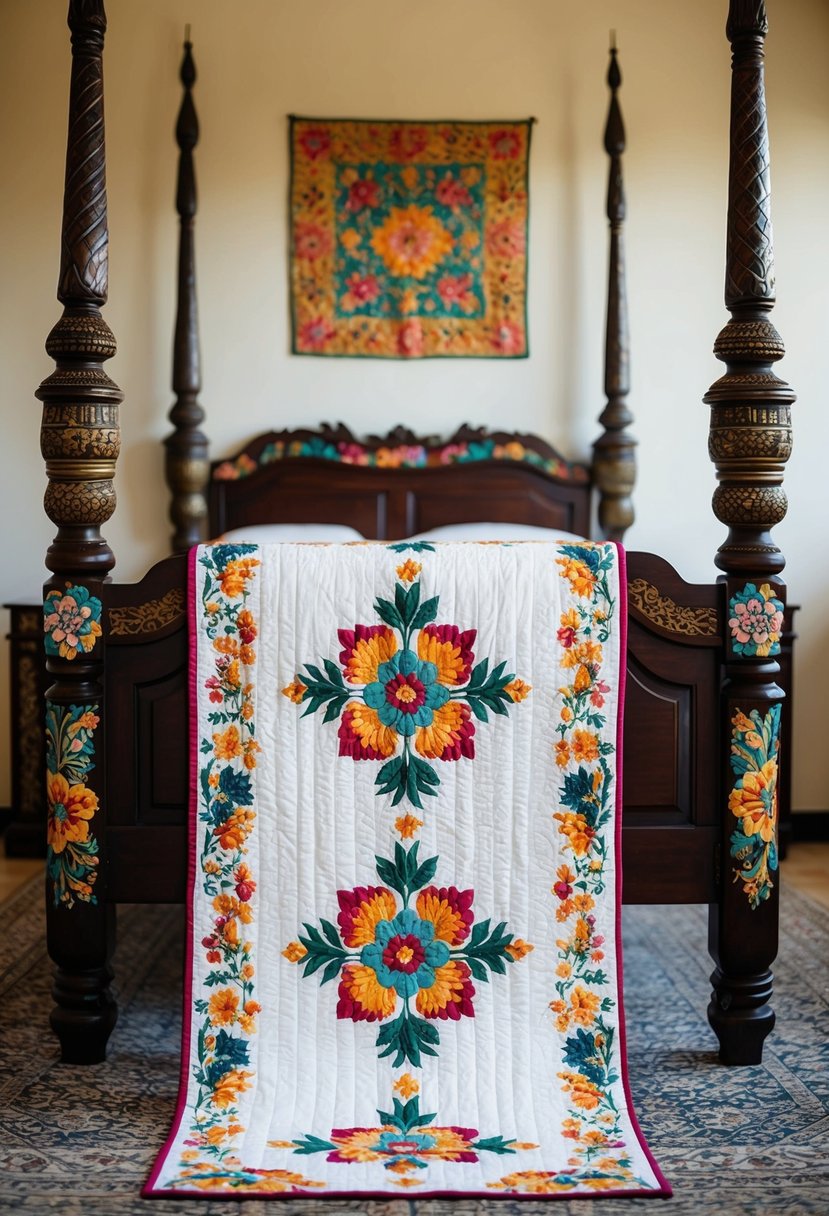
[706,0,794,1064]
[37,0,121,1063]
[164,32,209,553]
[593,40,635,542]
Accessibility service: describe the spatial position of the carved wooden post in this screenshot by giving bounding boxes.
[593,42,636,542]
[164,32,209,553]
[705,0,794,1064]
[37,0,121,1063]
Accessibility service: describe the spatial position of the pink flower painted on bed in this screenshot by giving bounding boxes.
[728,582,784,658]
[282,559,529,809]
[43,586,102,661]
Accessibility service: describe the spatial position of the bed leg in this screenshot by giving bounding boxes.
[47,902,118,1065]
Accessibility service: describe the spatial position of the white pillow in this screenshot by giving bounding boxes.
[408,522,585,542]
[218,523,365,543]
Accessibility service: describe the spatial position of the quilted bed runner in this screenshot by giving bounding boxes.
[146,540,670,1200]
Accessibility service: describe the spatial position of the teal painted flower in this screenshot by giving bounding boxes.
[43,585,102,661]
[361,907,451,997]
[364,649,450,736]
[728,582,784,658]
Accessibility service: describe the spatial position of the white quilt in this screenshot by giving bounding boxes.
[146,539,669,1200]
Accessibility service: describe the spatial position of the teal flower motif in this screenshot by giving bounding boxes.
[361,907,451,997]
[364,649,450,736]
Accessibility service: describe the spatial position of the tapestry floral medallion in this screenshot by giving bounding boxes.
[146,540,669,1199]
[289,117,531,358]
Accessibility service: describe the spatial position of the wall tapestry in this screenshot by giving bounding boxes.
[289,117,531,358]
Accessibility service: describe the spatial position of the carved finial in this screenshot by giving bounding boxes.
[165,34,209,552]
[705,0,793,575]
[593,42,636,542]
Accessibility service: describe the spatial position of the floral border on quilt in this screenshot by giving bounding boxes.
[289,117,531,358]
[147,540,668,1199]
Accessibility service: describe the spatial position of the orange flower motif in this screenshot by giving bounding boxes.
[46,772,98,853]
[282,941,308,963]
[218,558,260,599]
[573,665,592,694]
[572,730,600,763]
[212,1068,253,1108]
[215,808,256,852]
[393,1072,420,1099]
[396,560,422,583]
[728,761,777,842]
[506,937,534,961]
[570,985,601,1026]
[505,678,531,702]
[556,557,596,598]
[555,740,571,768]
[281,679,307,704]
[213,724,243,760]
[243,738,262,770]
[395,813,424,839]
[209,988,239,1026]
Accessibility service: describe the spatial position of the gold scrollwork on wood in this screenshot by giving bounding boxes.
[108,588,185,636]
[628,578,718,637]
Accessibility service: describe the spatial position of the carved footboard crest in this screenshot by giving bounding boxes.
[704,0,794,1065]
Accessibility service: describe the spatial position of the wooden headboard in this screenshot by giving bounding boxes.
[208,423,592,539]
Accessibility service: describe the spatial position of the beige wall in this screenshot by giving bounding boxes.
[1,0,827,814]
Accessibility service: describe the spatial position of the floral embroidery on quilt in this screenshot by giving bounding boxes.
[45,702,100,908]
[289,118,530,358]
[272,1073,537,1187]
[282,559,530,809]
[485,541,653,1196]
[728,705,781,908]
[283,840,533,1067]
[165,544,325,1194]
[728,582,784,658]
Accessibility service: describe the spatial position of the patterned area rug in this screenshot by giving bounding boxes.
[0,876,826,1214]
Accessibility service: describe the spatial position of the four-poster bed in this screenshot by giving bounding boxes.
[37,0,792,1074]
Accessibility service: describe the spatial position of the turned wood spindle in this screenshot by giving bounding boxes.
[165,31,209,553]
[593,39,636,543]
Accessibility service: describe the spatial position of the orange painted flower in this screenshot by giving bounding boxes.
[417,624,476,685]
[212,1068,253,1108]
[338,625,398,684]
[555,740,571,768]
[415,700,475,761]
[218,558,260,599]
[729,761,777,842]
[46,771,98,853]
[556,557,596,598]
[338,702,398,760]
[506,937,534,961]
[572,730,600,763]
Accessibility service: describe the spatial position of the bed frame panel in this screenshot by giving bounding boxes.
[38,0,792,1073]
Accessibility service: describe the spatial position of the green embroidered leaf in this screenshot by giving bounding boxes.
[320,918,342,948]
[410,596,440,631]
[374,596,404,633]
[218,766,254,808]
[466,956,489,983]
[410,854,439,891]
[292,1134,337,1155]
[462,919,513,975]
[472,1136,517,1155]
[562,1028,606,1086]
[320,957,343,985]
[388,541,436,553]
[375,855,406,898]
